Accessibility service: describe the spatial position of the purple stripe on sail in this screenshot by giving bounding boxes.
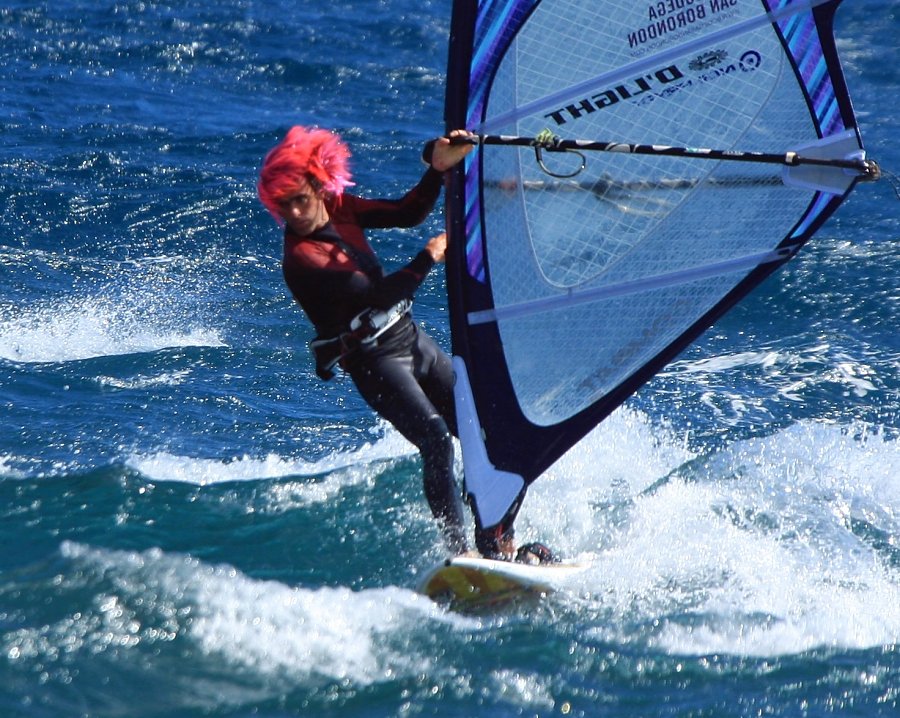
[464,0,538,282]
[762,0,848,236]
[764,0,843,136]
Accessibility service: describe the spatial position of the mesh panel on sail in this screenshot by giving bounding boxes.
[478,0,833,426]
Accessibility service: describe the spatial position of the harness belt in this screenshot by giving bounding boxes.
[310,299,412,380]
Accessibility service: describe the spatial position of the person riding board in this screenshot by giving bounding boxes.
[257,126,552,563]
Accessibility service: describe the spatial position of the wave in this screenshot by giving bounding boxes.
[124,423,417,489]
[1,540,465,711]
[0,294,224,364]
[6,407,899,661]
[528,419,900,657]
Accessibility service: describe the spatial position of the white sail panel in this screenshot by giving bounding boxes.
[444,0,870,529]
[474,0,856,425]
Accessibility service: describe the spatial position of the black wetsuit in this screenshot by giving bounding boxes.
[281,167,468,552]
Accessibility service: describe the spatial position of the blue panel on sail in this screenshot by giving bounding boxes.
[443,0,871,529]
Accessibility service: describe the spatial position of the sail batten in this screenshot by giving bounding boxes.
[467,245,795,326]
[444,0,870,531]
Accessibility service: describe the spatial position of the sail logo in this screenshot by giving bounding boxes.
[689,49,728,71]
[544,65,684,126]
[544,50,761,126]
[633,49,762,107]
[688,48,761,73]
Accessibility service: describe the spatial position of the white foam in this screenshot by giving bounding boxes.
[0,294,224,364]
[126,452,324,485]
[125,423,417,505]
[96,369,193,389]
[0,455,27,479]
[574,420,900,656]
[666,343,882,421]
[487,669,555,712]
[516,407,694,558]
[31,542,466,690]
[673,349,782,374]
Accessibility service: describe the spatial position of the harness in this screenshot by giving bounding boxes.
[309,299,412,380]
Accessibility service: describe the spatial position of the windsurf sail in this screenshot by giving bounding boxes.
[443,0,877,532]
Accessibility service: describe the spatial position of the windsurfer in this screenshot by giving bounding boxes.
[258,126,478,554]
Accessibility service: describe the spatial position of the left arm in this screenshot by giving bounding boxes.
[366,248,437,309]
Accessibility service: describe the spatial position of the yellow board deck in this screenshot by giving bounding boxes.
[418,555,588,610]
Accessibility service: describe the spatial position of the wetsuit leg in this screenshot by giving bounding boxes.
[411,331,458,436]
[418,414,467,551]
[350,334,467,553]
[407,329,527,559]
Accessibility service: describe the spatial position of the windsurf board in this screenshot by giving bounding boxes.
[418,555,589,610]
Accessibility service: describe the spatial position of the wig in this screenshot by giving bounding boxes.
[257,126,354,223]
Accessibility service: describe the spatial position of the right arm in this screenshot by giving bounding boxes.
[284,235,443,329]
[349,167,445,229]
[349,130,475,229]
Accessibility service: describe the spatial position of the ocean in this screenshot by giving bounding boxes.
[1,1,898,716]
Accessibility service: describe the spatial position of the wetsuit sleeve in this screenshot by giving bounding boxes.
[283,239,437,334]
[366,249,436,308]
[350,167,444,229]
[301,248,434,311]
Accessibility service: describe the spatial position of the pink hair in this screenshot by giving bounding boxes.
[257,126,354,223]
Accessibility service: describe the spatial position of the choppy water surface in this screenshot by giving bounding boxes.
[1,1,899,716]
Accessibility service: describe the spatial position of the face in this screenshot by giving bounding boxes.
[278,177,328,235]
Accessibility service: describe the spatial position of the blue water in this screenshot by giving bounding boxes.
[2,1,899,716]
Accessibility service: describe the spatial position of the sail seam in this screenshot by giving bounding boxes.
[468,247,794,325]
